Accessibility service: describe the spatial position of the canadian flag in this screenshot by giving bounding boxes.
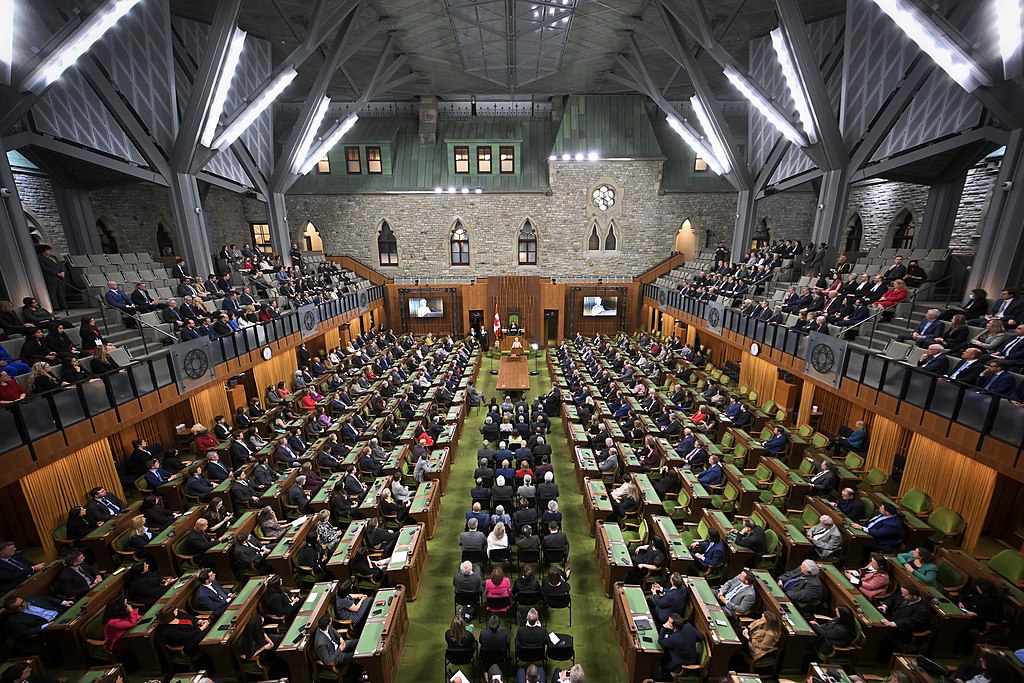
[493,304,502,338]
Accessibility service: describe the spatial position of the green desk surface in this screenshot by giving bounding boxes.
[387,526,419,570]
[569,424,587,441]
[634,473,660,504]
[329,520,367,564]
[312,474,343,506]
[755,505,810,544]
[587,480,612,511]
[410,482,436,513]
[203,578,264,643]
[267,516,313,559]
[360,477,389,509]
[129,573,196,633]
[76,668,122,683]
[151,506,203,545]
[688,578,741,644]
[282,582,336,644]
[725,464,758,492]
[601,524,633,566]
[575,447,597,468]
[621,585,660,650]
[691,577,718,604]
[681,471,709,498]
[619,444,640,467]
[820,566,885,622]
[652,516,692,560]
[750,570,812,633]
[85,502,142,540]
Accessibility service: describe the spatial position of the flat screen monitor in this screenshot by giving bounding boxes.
[409,297,444,318]
[582,296,618,317]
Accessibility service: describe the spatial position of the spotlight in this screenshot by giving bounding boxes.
[561,153,570,161]
[461,187,469,194]
[587,152,598,161]
[574,153,584,161]
[434,187,443,193]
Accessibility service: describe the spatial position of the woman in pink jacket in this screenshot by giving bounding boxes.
[103,594,141,655]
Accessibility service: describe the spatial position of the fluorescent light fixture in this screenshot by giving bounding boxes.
[461,187,469,194]
[447,187,456,194]
[200,28,246,147]
[300,112,359,174]
[688,96,732,174]
[22,0,145,93]
[588,152,598,161]
[867,0,990,91]
[561,153,570,160]
[666,116,725,175]
[0,0,13,82]
[214,67,298,150]
[724,65,807,147]
[434,187,443,193]
[291,96,332,174]
[770,28,818,144]
[997,0,1023,70]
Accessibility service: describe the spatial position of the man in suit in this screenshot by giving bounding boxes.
[161,299,185,330]
[104,281,138,321]
[761,427,789,458]
[464,503,491,533]
[251,457,277,490]
[808,242,828,277]
[184,466,215,502]
[314,614,358,667]
[944,347,985,385]
[230,473,262,509]
[143,458,175,488]
[232,530,269,571]
[171,258,189,282]
[716,570,757,618]
[897,309,945,345]
[648,573,689,623]
[130,282,163,313]
[807,459,840,495]
[732,404,753,429]
[204,452,231,482]
[808,515,842,558]
[976,361,1017,396]
[696,454,723,487]
[674,428,697,457]
[653,613,703,679]
[971,288,1024,327]
[832,487,867,521]
[342,466,367,500]
[989,324,1024,370]
[734,518,768,559]
[85,486,125,522]
[176,276,199,298]
[881,255,907,282]
[778,560,824,613]
[194,568,235,618]
[515,609,549,650]
[0,542,44,592]
[541,521,570,559]
[179,318,201,342]
[184,518,227,566]
[211,314,233,337]
[459,518,486,555]
[3,594,71,641]
[287,477,313,514]
[229,438,253,466]
[916,344,950,375]
[852,502,905,551]
[691,530,726,572]
[275,438,300,468]
[452,560,484,595]
[878,584,933,654]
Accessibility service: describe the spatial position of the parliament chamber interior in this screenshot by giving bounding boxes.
[2,0,1024,682]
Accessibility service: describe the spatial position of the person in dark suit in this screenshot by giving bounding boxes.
[143,459,175,488]
[852,502,904,551]
[944,348,985,385]
[0,542,44,592]
[183,518,226,566]
[990,324,1024,369]
[541,522,569,559]
[690,529,726,572]
[969,289,1024,327]
[896,310,945,344]
[230,473,262,509]
[881,256,907,282]
[84,487,125,523]
[878,584,933,655]
[313,615,358,667]
[183,466,215,503]
[778,560,824,613]
[696,455,723,487]
[204,453,231,482]
[287,477,313,514]
[808,605,857,656]
[453,560,485,595]
[976,361,1016,395]
[53,550,101,600]
[915,344,950,375]
[653,613,703,679]
[648,572,689,623]
[251,458,277,490]
[3,594,68,640]
[806,459,839,496]
[832,487,867,521]
[193,568,235,618]
[734,518,768,560]
[515,609,548,650]
[761,427,788,457]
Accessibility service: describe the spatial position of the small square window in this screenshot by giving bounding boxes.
[316,156,331,174]
[345,147,361,174]
[477,146,492,174]
[499,146,515,174]
[454,146,470,174]
[250,223,273,255]
[367,147,382,174]
[694,157,708,172]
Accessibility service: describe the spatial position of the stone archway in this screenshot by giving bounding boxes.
[674,219,696,260]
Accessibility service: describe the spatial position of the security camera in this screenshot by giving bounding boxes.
[195,207,202,213]
[0,188,11,197]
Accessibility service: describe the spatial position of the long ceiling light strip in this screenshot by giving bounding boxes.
[200,27,247,148]
[292,96,332,175]
[867,0,990,92]
[23,0,144,93]
[0,0,14,83]
[300,113,360,174]
[667,115,726,176]
[996,0,1023,75]
[723,65,807,147]
[212,67,297,151]
[688,96,733,175]
[770,28,818,144]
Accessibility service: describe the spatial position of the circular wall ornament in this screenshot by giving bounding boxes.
[592,185,615,211]
[182,348,210,379]
[708,308,721,328]
[262,347,273,361]
[749,342,761,357]
[302,311,316,330]
[810,343,836,373]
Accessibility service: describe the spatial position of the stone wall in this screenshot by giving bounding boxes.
[755,191,819,244]
[846,179,929,251]
[13,172,68,254]
[951,162,999,253]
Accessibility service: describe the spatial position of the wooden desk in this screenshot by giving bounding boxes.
[122,573,199,674]
[408,480,441,539]
[385,524,427,600]
[723,463,758,516]
[889,653,942,683]
[937,547,1024,634]
[148,506,205,576]
[685,576,743,678]
[74,665,126,683]
[326,520,368,580]
[574,447,600,493]
[650,515,694,574]
[265,515,317,586]
[596,523,634,597]
[678,470,712,523]
[496,354,530,392]
[704,509,752,579]
[567,422,589,452]
[358,476,393,518]
[761,457,811,510]
[0,560,62,606]
[205,511,258,584]
[277,580,338,683]
[633,472,664,517]
[81,501,142,570]
[421,447,451,494]
[199,576,269,678]
[749,569,816,672]
[807,497,872,562]
[353,586,409,683]
[261,468,299,519]
[310,473,344,512]
[611,583,662,683]
[752,502,813,572]
[49,566,129,668]
[583,477,613,536]
[887,558,971,655]
[819,564,886,663]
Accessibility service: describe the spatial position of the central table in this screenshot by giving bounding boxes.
[496,353,530,392]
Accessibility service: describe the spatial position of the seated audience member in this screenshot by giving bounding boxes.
[846,554,893,601]
[895,546,937,585]
[690,529,726,572]
[777,560,824,613]
[809,605,857,657]
[808,515,842,558]
[851,502,904,551]
[716,569,756,618]
[652,613,703,680]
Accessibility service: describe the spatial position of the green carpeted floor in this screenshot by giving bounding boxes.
[395,349,622,682]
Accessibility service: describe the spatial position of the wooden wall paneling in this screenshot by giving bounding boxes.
[739,354,778,406]
[189,384,232,430]
[253,349,298,397]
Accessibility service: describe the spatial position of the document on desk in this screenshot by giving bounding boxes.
[391,550,408,565]
[633,616,653,632]
[290,515,308,527]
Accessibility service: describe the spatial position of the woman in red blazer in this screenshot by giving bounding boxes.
[873,279,909,309]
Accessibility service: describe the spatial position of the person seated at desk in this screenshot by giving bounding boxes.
[690,529,726,572]
[185,518,229,567]
[652,466,682,499]
[239,613,287,678]
[297,532,328,576]
[877,583,932,658]
[233,530,270,572]
[141,494,178,531]
[330,489,362,525]
[342,465,368,501]
[53,550,102,600]
[204,452,231,482]
[230,473,263,509]
[261,575,300,622]
[697,454,724,487]
[741,609,783,668]
[896,546,938,585]
[287,476,313,514]
[351,546,387,585]
[314,510,341,553]
[156,607,208,658]
[648,572,688,623]
[0,541,45,593]
[194,568,235,618]
[203,497,233,536]
[66,505,99,541]
[760,426,789,457]
[314,614,358,668]
[957,578,1004,633]
[183,465,215,503]
[608,481,640,523]
[85,486,125,523]
[807,459,839,496]
[333,579,372,634]
[274,437,300,469]
[364,517,397,556]
[652,613,703,680]
[627,537,667,584]
[831,420,868,455]
[832,487,867,522]
[846,554,893,601]
[102,594,141,658]
[357,446,383,478]
[3,594,71,641]
[734,518,768,561]
[808,605,857,657]
[126,515,154,554]
[851,502,905,552]
[808,515,842,558]
[778,559,824,613]
[950,649,1020,683]
[717,570,757,618]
